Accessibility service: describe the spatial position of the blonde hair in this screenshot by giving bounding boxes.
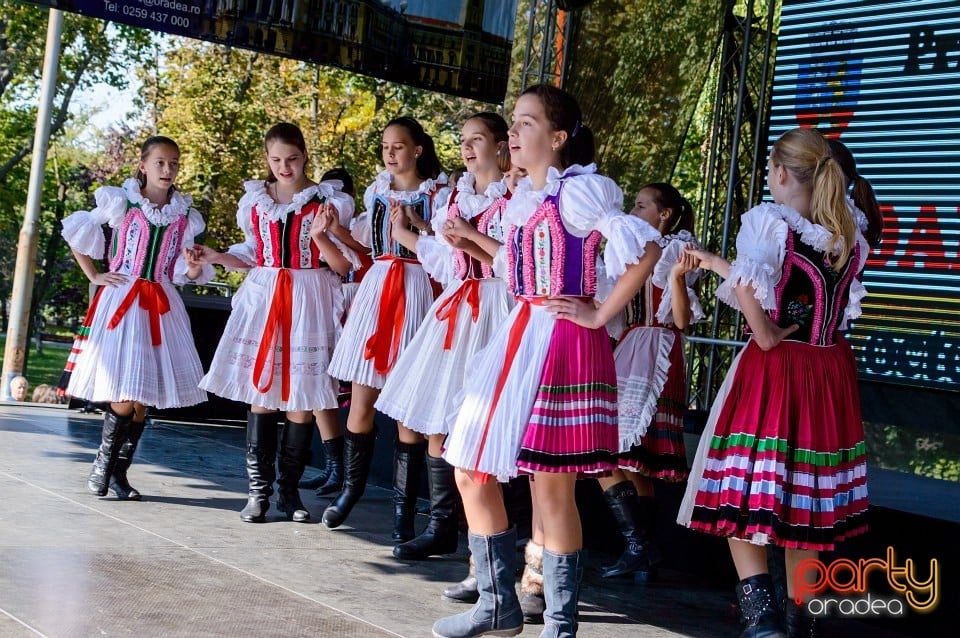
[771,128,856,269]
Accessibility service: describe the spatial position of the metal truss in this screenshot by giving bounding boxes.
[518,0,580,90]
[686,0,779,410]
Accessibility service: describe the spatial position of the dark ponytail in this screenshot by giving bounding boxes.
[384,116,443,180]
[643,182,695,234]
[827,138,883,247]
[520,84,595,168]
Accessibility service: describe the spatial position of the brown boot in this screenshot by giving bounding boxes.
[519,540,545,624]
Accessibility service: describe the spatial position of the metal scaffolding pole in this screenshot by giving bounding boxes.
[1,9,63,399]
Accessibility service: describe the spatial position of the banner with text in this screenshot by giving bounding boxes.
[23,1,518,103]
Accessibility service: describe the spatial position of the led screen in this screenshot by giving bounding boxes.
[768,0,959,390]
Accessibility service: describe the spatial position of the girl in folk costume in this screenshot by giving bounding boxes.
[595,183,704,581]
[433,84,662,638]
[375,112,513,560]
[680,127,870,638]
[60,136,211,500]
[324,117,450,534]
[191,123,356,524]
[298,167,361,500]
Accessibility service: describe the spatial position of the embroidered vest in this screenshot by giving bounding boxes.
[506,187,602,297]
[370,191,436,260]
[449,191,507,280]
[750,230,861,346]
[251,196,329,269]
[108,202,189,283]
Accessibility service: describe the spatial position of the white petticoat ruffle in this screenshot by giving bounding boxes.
[614,326,676,450]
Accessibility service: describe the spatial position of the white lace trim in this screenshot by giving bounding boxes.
[454,173,508,220]
[370,170,447,200]
[616,328,676,448]
[841,278,867,330]
[241,180,329,222]
[600,214,662,279]
[122,178,194,226]
[717,260,780,311]
[652,232,704,325]
[501,163,596,227]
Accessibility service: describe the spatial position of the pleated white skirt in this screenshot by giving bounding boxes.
[442,302,557,481]
[199,267,344,411]
[376,278,514,435]
[327,259,435,389]
[65,279,207,409]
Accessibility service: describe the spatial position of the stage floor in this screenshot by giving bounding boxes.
[0,403,922,637]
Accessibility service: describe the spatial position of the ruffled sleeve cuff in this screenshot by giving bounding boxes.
[492,245,509,281]
[325,234,363,272]
[224,243,256,271]
[415,235,455,286]
[170,209,215,284]
[325,187,356,226]
[715,204,787,311]
[596,214,662,279]
[60,211,106,258]
[351,212,372,249]
[716,259,780,310]
[60,185,128,257]
[652,234,704,325]
[173,259,215,285]
[840,278,867,330]
[656,284,705,326]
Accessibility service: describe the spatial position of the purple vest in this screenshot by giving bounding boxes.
[506,188,601,297]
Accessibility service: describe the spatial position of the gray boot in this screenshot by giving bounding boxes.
[431,528,523,638]
[538,550,582,638]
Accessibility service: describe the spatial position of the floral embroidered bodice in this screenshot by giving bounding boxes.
[449,191,508,280]
[752,230,862,346]
[506,185,602,297]
[247,188,332,269]
[108,198,190,284]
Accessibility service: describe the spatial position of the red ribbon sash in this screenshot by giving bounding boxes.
[434,278,481,350]
[363,257,414,375]
[107,279,171,346]
[252,269,293,401]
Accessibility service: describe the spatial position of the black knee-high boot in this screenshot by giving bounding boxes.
[110,418,146,500]
[240,411,279,523]
[600,480,662,579]
[299,435,344,495]
[88,408,132,496]
[393,454,459,559]
[391,439,426,542]
[276,419,313,522]
[322,430,376,529]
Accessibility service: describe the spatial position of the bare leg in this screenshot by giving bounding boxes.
[531,472,580,553]
[313,408,341,440]
[729,538,768,579]
[455,468,508,536]
[345,382,379,434]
